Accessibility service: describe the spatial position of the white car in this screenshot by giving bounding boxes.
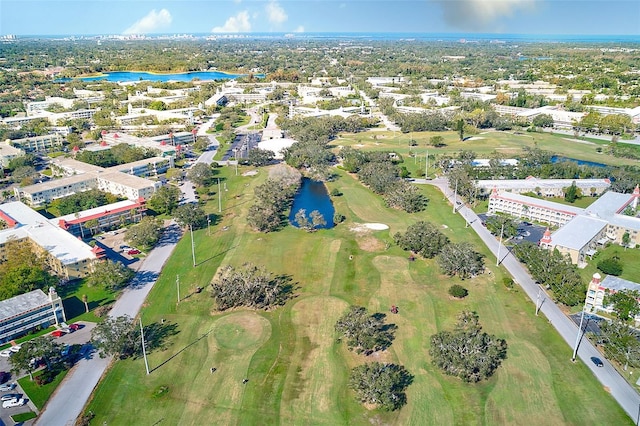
[8,346,20,353]
[0,350,12,357]
[2,398,24,408]
[0,383,16,392]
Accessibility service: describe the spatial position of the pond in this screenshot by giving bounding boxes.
[550,155,609,169]
[56,70,257,83]
[289,178,335,229]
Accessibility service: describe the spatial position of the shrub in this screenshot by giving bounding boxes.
[330,188,342,197]
[502,277,514,289]
[597,257,623,276]
[448,285,468,299]
[333,213,345,224]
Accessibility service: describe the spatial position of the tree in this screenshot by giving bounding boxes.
[437,243,484,279]
[173,203,208,229]
[210,263,293,310]
[335,306,396,355]
[9,336,61,380]
[86,260,135,291]
[165,167,183,182]
[348,362,413,411]
[622,232,631,249]
[309,210,326,229]
[246,148,275,167]
[455,118,465,141]
[532,114,554,128]
[91,315,139,359]
[294,209,311,230]
[484,215,517,239]
[0,239,56,300]
[564,181,581,203]
[600,321,640,371]
[148,185,181,214]
[125,216,163,248]
[394,221,449,259]
[448,284,469,299]
[604,290,640,323]
[429,311,508,382]
[187,163,213,187]
[429,135,445,147]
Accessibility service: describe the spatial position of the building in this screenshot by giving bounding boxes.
[478,177,611,197]
[488,189,584,227]
[490,184,640,267]
[586,273,640,320]
[56,199,147,238]
[0,142,25,167]
[0,288,66,344]
[0,201,104,279]
[8,133,63,153]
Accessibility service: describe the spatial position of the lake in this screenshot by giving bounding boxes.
[550,155,609,169]
[289,178,335,229]
[58,70,251,83]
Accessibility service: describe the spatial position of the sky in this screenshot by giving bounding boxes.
[1,0,639,36]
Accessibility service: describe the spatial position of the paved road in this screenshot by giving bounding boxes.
[34,224,183,426]
[419,178,640,421]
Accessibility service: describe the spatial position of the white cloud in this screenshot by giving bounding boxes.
[123,9,172,35]
[266,1,288,25]
[436,0,536,31]
[212,11,252,33]
[294,25,305,33]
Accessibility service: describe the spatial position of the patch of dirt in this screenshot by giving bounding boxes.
[562,137,596,145]
[242,170,259,176]
[357,236,385,252]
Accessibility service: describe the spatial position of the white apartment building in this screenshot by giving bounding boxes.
[0,142,25,167]
[478,177,611,197]
[0,288,66,344]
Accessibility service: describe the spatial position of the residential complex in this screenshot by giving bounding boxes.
[56,198,147,238]
[490,185,640,266]
[0,288,66,344]
[586,273,640,320]
[0,201,105,280]
[477,177,611,197]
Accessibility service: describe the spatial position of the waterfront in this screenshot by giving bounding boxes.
[69,70,248,82]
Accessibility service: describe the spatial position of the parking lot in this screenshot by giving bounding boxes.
[0,321,95,425]
[478,214,546,245]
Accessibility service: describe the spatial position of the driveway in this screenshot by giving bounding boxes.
[34,223,183,426]
[420,178,640,421]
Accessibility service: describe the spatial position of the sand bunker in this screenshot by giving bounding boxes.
[351,223,389,232]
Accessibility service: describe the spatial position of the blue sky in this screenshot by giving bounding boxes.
[1,0,639,36]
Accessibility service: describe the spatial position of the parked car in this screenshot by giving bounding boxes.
[0,383,15,392]
[69,323,82,332]
[591,357,604,367]
[8,346,20,353]
[0,394,20,402]
[127,249,141,255]
[0,350,11,357]
[0,372,10,384]
[2,398,25,408]
[51,330,65,338]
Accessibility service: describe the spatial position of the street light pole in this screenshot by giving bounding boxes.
[140,317,149,375]
[572,295,589,362]
[207,215,211,236]
[218,178,222,213]
[452,179,458,214]
[425,150,429,179]
[535,285,544,316]
[190,224,196,267]
[496,221,505,266]
[176,275,180,304]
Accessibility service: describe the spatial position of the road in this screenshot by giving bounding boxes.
[34,224,183,426]
[419,178,640,421]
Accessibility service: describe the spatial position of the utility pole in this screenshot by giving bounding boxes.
[218,178,222,213]
[496,221,505,266]
[535,285,543,316]
[207,215,211,236]
[190,224,196,267]
[452,179,458,214]
[176,275,180,304]
[572,296,589,362]
[425,150,429,179]
[140,317,149,375]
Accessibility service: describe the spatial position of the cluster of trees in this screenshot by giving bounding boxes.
[597,255,624,276]
[147,186,181,215]
[349,362,414,411]
[429,311,508,383]
[341,148,428,213]
[511,242,584,306]
[293,209,327,231]
[484,215,518,239]
[9,335,63,381]
[75,144,159,168]
[210,263,294,311]
[0,239,56,300]
[186,163,215,187]
[394,221,484,279]
[52,189,122,216]
[335,306,396,355]
[246,165,301,233]
[125,217,163,249]
[86,260,134,291]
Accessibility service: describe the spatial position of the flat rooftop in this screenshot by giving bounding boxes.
[19,173,97,194]
[492,191,585,216]
[0,289,52,322]
[549,214,608,250]
[98,171,158,190]
[0,201,97,265]
[55,199,140,224]
[479,178,610,191]
[600,275,640,293]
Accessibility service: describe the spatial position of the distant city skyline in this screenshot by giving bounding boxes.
[1,0,639,37]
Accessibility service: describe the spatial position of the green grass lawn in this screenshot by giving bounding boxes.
[84,164,631,425]
[580,244,640,285]
[19,369,68,410]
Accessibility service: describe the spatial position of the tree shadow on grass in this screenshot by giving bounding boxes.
[62,297,109,319]
[149,326,213,374]
[132,321,180,360]
[195,245,238,267]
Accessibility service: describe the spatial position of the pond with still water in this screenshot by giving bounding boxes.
[289,178,335,229]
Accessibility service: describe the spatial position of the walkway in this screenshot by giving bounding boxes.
[421,178,640,421]
[34,223,183,426]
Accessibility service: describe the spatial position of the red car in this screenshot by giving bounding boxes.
[127,249,141,255]
[69,323,81,332]
[51,330,65,338]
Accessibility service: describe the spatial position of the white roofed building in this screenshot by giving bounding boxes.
[0,288,66,344]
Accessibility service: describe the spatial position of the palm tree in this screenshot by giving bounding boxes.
[82,294,89,313]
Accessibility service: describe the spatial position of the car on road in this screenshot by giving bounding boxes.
[2,398,25,408]
[0,383,16,392]
[127,249,141,255]
[0,393,20,402]
[591,356,604,367]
